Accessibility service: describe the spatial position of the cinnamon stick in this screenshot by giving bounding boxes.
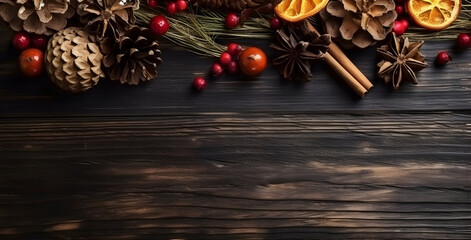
[328,43,373,90]
[324,53,367,97]
[305,21,373,93]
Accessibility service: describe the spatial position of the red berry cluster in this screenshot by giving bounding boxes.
[435,33,471,66]
[166,0,188,15]
[393,0,409,36]
[193,43,243,91]
[12,31,48,51]
[12,32,47,78]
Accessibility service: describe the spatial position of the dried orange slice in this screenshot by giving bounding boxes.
[406,0,461,31]
[274,0,329,22]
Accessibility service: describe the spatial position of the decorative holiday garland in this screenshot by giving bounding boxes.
[1,0,471,96]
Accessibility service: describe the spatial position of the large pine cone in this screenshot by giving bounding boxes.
[195,0,281,11]
[102,26,162,85]
[45,27,104,93]
[0,0,74,35]
[320,0,397,48]
[78,0,139,40]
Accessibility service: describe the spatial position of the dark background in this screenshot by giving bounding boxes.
[1,27,470,239]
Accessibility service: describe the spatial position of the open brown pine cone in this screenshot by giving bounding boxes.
[102,25,162,85]
[0,0,75,35]
[320,0,397,48]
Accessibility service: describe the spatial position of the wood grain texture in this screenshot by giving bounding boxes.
[1,113,470,239]
[0,33,470,116]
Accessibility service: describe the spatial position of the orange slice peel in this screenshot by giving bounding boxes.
[406,0,462,31]
[274,0,329,22]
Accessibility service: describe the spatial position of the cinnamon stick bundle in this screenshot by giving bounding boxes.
[305,21,373,97]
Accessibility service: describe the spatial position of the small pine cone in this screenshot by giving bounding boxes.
[102,26,162,85]
[0,0,74,35]
[45,27,104,93]
[78,0,139,40]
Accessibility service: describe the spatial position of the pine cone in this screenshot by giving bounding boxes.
[0,0,74,35]
[194,0,281,11]
[102,26,162,85]
[45,27,104,93]
[78,0,139,40]
[320,0,397,48]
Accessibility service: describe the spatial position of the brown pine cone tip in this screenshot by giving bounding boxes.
[320,0,397,49]
[78,0,139,40]
[45,27,104,93]
[194,0,281,11]
[102,26,162,85]
[0,0,74,35]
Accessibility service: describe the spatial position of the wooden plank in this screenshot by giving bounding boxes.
[0,113,470,239]
[1,34,471,116]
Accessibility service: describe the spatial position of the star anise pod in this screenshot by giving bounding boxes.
[377,33,428,89]
[270,24,331,82]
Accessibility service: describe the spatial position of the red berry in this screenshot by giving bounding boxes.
[227,43,242,57]
[456,33,470,49]
[167,2,177,15]
[150,15,169,36]
[435,51,451,66]
[176,0,187,11]
[225,13,239,29]
[193,77,207,91]
[395,0,405,3]
[399,18,409,30]
[393,20,406,36]
[395,4,404,15]
[31,34,48,50]
[270,16,281,29]
[211,62,224,77]
[12,32,30,51]
[147,0,157,7]
[227,61,238,74]
[219,51,232,66]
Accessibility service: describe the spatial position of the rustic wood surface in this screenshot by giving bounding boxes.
[1,27,470,239]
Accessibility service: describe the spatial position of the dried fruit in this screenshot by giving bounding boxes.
[19,48,44,78]
[407,0,461,31]
[238,47,267,76]
[275,0,329,22]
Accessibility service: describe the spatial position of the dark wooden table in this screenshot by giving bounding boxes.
[1,28,470,239]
